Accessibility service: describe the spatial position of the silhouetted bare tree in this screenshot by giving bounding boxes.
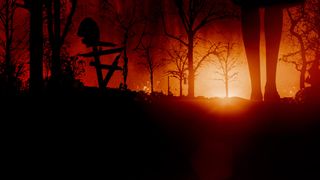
[212,42,241,98]
[17,0,44,95]
[136,33,166,94]
[44,0,77,86]
[166,42,188,97]
[0,0,28,94]
[162,0,237,97]
[166,38,219,96]
[281,0,320,89]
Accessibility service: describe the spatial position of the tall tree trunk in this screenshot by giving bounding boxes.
[179,78,183,97]
[5,0,12,90]
[167,76,170,95]
[123,31,129,88]
[29,1,44,95]
[225,76,229,98]
[298,36,307,89]
[187,32,194,97]
[300,67,306,89]
[150,71,154,94]
[52,0,61,81]
[46,0,77,86]
[289,10,307,90]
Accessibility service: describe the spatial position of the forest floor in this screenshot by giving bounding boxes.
[3,93,320,179]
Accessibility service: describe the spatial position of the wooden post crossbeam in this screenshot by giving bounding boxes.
[78,48,124,57]
[92,46,105,89]
[103,55,122,86]
[79,48,124,89]
[89,62,123,71]
[77,18,125,90]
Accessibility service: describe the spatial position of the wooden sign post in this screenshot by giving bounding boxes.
[77,18,125,89]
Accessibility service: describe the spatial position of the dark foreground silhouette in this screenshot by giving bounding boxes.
[3,94,320,179]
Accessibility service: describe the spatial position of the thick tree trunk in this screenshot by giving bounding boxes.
[29,1,44,95]
[123,32,129,88]
[167,76,170,95]
[298,37,307,89]
[179,78,183,97]
[150,72,154,94]
[225,77,229,98]
[5,0,12,90]
[187,33,194,97]
[4,0,16,94]
[300,67,306,89]
[52,0,61,81]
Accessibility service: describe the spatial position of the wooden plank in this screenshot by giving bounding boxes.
[103,55,122,86]
[90,62,123,70]
[96,41,117,47]
[79,48,124,57]
[86,41,117,47]
[92,46,105,89]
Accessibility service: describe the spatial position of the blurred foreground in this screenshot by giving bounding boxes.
[3,93,320,180]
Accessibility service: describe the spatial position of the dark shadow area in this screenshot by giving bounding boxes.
[2,95,320,179]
